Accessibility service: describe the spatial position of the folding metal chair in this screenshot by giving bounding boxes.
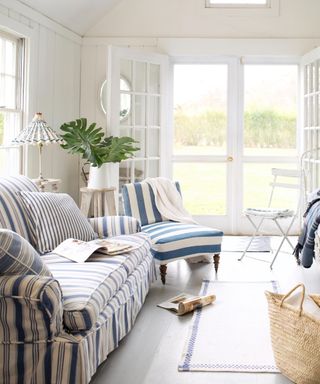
[238,168,302,269]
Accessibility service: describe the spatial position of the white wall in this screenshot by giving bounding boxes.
[0,0,81,201]
[81,0,320,134]
[85,0,320,39]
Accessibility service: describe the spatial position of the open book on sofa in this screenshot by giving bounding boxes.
[53,238,135,262]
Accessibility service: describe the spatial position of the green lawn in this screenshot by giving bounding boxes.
[173,161,298,215]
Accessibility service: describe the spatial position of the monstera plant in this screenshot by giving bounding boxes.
[60,118,139,168]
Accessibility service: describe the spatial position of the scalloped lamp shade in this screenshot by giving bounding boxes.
[12,113,63,180]
[12,112,63,145]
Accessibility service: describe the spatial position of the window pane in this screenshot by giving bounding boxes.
[0,147,19,175]
[149,95,160,126]
[0,75,16,108]
[0,111,21,145]
[5,40,16,75]
[133,160,145,182]
[134,128,146,158]
[149,64,160,94]
[174,64,228,156]
[243,163,298,211]
[135,62,147,93]
[208,0,267,4]
[173,163,226,215]
[135,95,146,126]
[120,59,132,87]
[244,65,298,157]
[0,32,22,176]
[149,160,159,177]
[148,128,160,157]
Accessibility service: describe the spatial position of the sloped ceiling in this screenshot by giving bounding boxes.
[18,0,121,35]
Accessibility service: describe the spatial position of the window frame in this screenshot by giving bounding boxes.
[203,0,279,16]
[205,0,270,8]
[0,29,25,175]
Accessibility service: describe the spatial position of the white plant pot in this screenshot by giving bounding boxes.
[87,163,118,189]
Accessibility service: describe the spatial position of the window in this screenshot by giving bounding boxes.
[0,31,24,175]
[206,0,269,6]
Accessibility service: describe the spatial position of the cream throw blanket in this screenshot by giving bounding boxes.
[144,177,197,224]
[144,177,211,263]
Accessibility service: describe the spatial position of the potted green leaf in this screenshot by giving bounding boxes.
[60,118,139,188]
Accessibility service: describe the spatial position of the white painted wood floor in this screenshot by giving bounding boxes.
[91,237,320,384]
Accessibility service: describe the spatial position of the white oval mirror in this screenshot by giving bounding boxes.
[100,77,131,121]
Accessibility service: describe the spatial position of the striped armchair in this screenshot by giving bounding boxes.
[122,181,223,284]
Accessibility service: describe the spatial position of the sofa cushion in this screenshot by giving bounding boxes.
[17,191,96,254]
[142,221,223,262]
[0,175,39,243]
[42,232,151,332]
[0,229,52,276]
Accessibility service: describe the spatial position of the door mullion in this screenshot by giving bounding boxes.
[228,58,243,234]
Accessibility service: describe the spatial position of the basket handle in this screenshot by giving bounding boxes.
[280,284,305,316]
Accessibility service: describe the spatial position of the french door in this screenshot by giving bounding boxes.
[171,58,239,233]
[171,58,299,234]
[107,46,169,211]
[107,47,300,234]
[301,47,320,195]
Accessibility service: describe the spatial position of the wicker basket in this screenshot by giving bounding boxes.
[265,284,320,384]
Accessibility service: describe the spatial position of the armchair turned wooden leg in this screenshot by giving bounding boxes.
[213,254,220,273]
[159,264,167,285]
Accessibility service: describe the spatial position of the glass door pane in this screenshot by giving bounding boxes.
[174,162,227,215]
[241,64,299,234]
[244,65,298,157]
[174,64,227,156]
[173,64,228,216]
[243,163,298,211]
[108,47,168,201]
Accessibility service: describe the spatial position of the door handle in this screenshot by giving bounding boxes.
[227,156,234,162]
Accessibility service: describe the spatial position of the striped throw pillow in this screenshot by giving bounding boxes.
[0,229,52,276]
[17,191,96,254]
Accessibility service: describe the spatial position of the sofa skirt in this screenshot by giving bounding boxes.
[0,257,156,384]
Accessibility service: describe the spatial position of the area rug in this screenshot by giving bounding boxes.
[221,236,271,252]
[179,280,279,373]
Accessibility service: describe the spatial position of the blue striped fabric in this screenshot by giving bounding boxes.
[89,215,141,238]
[0,229,52,276]
[122,181,182,226]
[122,182,165,226]
[143,221,223,262]
[0,175,156,383]
[0,254,155,383]
[42,232,152,332]
[0,175,39,243]
[0,275,63,343]
[122,180,223,266]
[17,191,96,254]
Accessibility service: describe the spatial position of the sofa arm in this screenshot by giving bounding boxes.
[0,275,63,343]
[89,215,141,238]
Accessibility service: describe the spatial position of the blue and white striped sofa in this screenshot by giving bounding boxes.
[0,175,156,384]
[122,181,223,284]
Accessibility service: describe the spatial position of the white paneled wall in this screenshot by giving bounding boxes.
[0,0,81,201]
[80,44,108,132]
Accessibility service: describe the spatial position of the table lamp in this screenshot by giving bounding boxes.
[12,112,63,180]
